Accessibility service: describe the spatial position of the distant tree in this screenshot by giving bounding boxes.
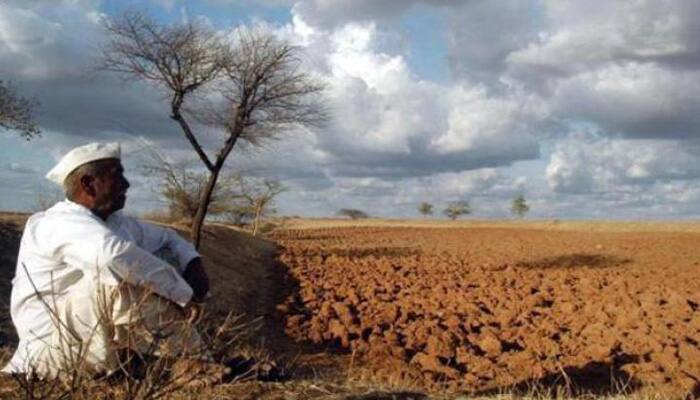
[144,148,285,233]
[418,202,433,218]
[511,194,530,218]
[100,12,326,248]
[0,80,40,140]
[143,150,241,222]
[337,208,369,220]
[443,201,470,220]
[230,178,286,236]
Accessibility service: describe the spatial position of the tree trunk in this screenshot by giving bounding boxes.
[191,167,221,249]
[252,198,263,237]
[189,105,244,248]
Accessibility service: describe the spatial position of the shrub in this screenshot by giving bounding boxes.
[418,202,433,217]
[443,201,470,220]
[337,209,369,220]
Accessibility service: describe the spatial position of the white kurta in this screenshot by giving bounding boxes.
[2,200,200,375]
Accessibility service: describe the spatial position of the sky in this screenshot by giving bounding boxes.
[2,0,700,220]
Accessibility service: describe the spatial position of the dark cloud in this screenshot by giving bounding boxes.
[0,1,182,141]
[547,65,700,140]
[324,141,539,179]
[293,0,469,28]
[445,0,542,85]
[24,77,174,138]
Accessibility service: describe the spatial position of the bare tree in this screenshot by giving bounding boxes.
[143,149,240,222]
[0,80,40,140]
[231,178,285,236]
[99,12,325,248]
[144,147,285,235]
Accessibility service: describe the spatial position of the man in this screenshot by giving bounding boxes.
[2,142,211,378]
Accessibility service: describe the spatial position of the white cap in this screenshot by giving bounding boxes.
[46,142,121,185]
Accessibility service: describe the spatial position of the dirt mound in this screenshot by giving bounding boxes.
[272,226,700,394]
[196,224,281,318]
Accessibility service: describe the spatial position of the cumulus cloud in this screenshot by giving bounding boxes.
[546,134,700,194]
[549,64,700,139]
[430,85,541,155]
[501,0,700,140]
[4,0,700,219]
[505,0,700,82]
[0,1,179,142]
[278,18,542,180]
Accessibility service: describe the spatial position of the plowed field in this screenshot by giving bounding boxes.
[272,226,700,394]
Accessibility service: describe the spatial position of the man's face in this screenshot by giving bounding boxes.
[92,159,130,217]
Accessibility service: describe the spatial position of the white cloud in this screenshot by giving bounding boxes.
[0,1,102,79]
[546,134,700,194]
[507,1,700,78]
[548,63,700,139]
[278,16,541,179]
[5,162,36,174]
[4,0,700,219]
[500,0,700,140]
[431,85,538,154]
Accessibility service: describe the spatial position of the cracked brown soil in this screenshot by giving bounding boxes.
[2,212,700,397]
[271,225,700,394]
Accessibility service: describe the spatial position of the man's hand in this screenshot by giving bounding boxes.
[183,257,210,302]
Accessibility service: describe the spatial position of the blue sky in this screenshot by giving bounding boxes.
[3,0,700,219]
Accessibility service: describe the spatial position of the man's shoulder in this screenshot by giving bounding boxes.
[40,201,93,219]
[25,201,102,234]
[108,212,170,237]
[108,211,147,228]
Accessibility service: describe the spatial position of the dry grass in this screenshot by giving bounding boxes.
[0,370,691,399]
[1,278,272,399]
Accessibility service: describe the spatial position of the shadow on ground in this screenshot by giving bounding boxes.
[691,383,700,399]
[0,220,22,347]
[342,392,428,400]
[258,255,356,379]
[516,253,632,270]
[207,228,349,379]
[473,359,642,397]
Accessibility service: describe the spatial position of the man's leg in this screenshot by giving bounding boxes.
[109,246,202,366]
[107,283,203,359]
[37,279,203,378]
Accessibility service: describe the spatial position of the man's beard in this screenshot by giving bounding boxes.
[94,193,126,217]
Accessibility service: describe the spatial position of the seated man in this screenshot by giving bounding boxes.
[2,142,211,378]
